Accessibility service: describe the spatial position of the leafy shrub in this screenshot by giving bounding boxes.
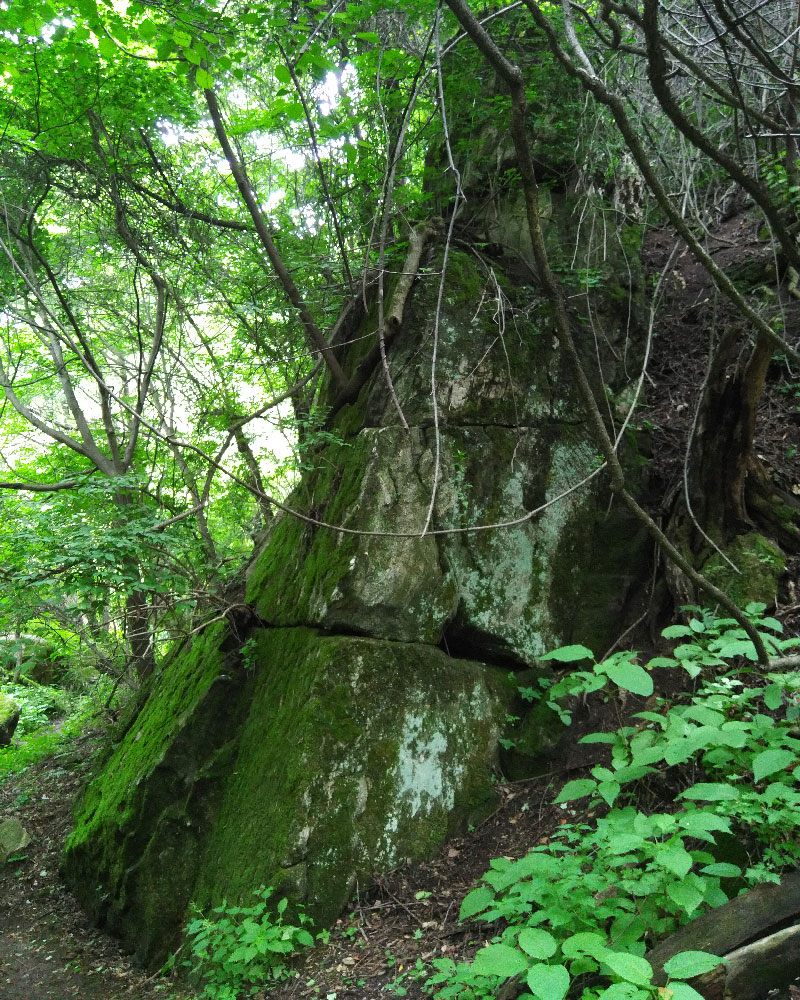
[423,604,800,1000]
[0,677,112,778]
[184,886,315,999]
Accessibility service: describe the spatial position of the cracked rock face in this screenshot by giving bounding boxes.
[63,225,647,965]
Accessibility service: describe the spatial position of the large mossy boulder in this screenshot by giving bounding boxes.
[64,625,511,963]
[63,209,648,964]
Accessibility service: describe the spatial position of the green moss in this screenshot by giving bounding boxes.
[194,628,510,927]
[66,624,228,850]
[443,251,483,302]
[702,532,786,608]
[62,623,250,963]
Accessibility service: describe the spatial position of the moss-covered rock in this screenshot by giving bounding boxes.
[62,624,250,962]
[0,693,19,746]
[64,195,650,966]
[63,627,511,962]
[702,531,786,608]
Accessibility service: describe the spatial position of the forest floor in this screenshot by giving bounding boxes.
[3,211,800,1000]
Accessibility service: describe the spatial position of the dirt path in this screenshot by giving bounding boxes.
[0,730,191,1000]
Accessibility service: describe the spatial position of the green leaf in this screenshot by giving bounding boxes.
[666,879,704,915]
[459,887,494,920]
[541,644,595,663]
[97,35,116,58]
[138,18,157,40]
[646,656,679,668]
[664,984,707,1000]
[173,28,191,46]
[355,31,381,42]
[662,951,723,978]
[654,843,693,878]
[554,779,597,803]
[679,811,731,836]
[196,67,213,89]
[275,64,292,84]
[662,625,693,639]
[561,932,608,959]
[604,661,653,697]
[517,928,557,960]
[763,684,784,710]
[598,780,621,807]
[579,732,618,744]
[597,985,645,1000]
[752,748,796,783]
[678,783,740,802]
[599,950,653,985]
[699,863,741,877]
[526,963,570,1000]
[471,943,529,979]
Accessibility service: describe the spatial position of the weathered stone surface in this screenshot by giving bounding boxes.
[63,626,511,963]
[0,693,20,747]
[0,818,31,863]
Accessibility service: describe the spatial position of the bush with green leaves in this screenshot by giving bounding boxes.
[0,677,111,779]
[184,886,315,999]
[422,604,800,1000]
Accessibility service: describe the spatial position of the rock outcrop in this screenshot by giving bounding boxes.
[63,215,648,963]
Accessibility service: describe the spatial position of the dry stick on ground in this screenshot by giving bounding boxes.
[442,0,770,665]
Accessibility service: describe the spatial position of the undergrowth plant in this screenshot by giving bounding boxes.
[183,886,315,999]
[421,604,800,1000]
[0,678,109,779]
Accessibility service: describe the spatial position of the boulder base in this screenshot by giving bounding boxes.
[63,626,511,963]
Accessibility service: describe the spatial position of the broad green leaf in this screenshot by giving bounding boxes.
[598,780,621,807]
[654,843,693,878]
[562,932,608,959]
[138,18,157,40]
[763,684,784,710]
[517,927,557,960]
[540,644,594,663]
[173,28,191,46]
[275,64,292,84]
[471,943,529,979]
[699,863,741,877]
[599,950,653,985]
[752,748,796,783]
[665,984,707,1000]
[459,887,493,920]
[662,625,693,639]
[97,35,116,58]
[666,879,704,915]
[678,783,740,802]
[526,963,570,1000]
[554,779,597,803]
[597,985,645,1000]
[604,660,653,697]
[662,951,723,978]
[196,68,213,89]
[579,732,618,744]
